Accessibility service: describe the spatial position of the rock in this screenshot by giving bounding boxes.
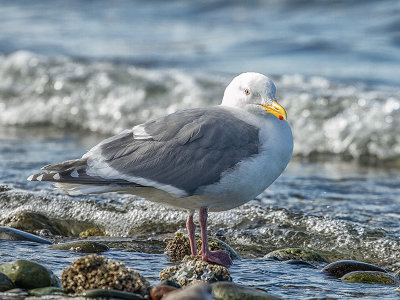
[341,271,398,285]
[284,260,317,268]
[61,254,149,295]
[81,289,144,299]
[0,185,10,192]
[0,226,52,244]
[150,284,179,300]
[0,288,29,297]
[0,272,14,292]
[164,232,239,262]
[0,211,62,235]
[0,260,60,289]
[159,255,232,287]
[212,282,281,300]
[160,279,182,289]
[28,287,66,296]
[323,260,387,278]
[50,240,109,253]
[163,282,212,300]
[103,238,166,254]
[164,232,191,261]
[264,248,328,263]
[79,227,106,238]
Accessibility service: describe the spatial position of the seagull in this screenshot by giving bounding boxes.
[28,72,293,268]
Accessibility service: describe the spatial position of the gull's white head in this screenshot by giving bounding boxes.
[221,72,287,120]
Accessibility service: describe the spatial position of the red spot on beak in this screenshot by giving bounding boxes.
[279,115,284,120]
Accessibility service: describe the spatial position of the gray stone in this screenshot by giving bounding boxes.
[0,260,60,289]
[264,248,328,263]
[0,272,14,292]
[163,282,212,300]
[0,226,52,244]
[50,240,109,253]
[28,286,66,296]
[341,271,398,285]
[81,289,144,299]
[212,282,281,300]
[323,260,387,278]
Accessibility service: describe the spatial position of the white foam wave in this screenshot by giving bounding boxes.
[1,51,400,162]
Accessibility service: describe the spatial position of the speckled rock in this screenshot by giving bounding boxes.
[50,240,109,253]
[0,272,14,292]
[150,284,179,300]
[0,260,60,289]
[264,248,328,263]
[81,289,144,299]
[342,271,398,285]
[163,282,212,300]
[79,227,106,238]
[159,255,231,287]
[323,260,387,278]
[28,287,66,296]
[61,254,149,295]
[0,226,52,244]
[212,282,281,300]
[164,232,239,262]
[164,232,191,261]
[0,211,62,235]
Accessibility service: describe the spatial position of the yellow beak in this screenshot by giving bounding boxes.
[260,100,287,120]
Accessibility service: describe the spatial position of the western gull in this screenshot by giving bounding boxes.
[28,72,293,267]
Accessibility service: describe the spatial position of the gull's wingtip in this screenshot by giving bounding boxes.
[27,174,34,181]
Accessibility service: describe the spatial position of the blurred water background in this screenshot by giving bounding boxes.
[1,0,400,298]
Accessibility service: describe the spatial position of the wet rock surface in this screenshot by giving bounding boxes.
[212,282,281,300]
[160,255,231,287]
[341,271,399,285]
[0,272,14,292]
[0,211,63,235]
[79,227,106,238]
[0,260,60,289]
[50,240,110,253]
[81,288,144,299]
[265,248,328,263]
[0,226,53,244]
[28,286,66,296]
[284,260,317,268]
[61,254,149,295]
[323,260,387,278]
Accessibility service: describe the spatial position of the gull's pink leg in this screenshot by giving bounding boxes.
[186,210,197,256]
[199,207,232,268]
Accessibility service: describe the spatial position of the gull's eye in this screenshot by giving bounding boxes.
[244,89,250,96]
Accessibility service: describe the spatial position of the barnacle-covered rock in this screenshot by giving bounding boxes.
[61,254,149,296]
[164,232,239,262]
[164,232,191,261]
[159,255,231,287]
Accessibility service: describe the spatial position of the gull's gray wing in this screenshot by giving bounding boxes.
[87,106,260,196]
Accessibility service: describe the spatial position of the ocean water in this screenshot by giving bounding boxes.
[1,0,400,298]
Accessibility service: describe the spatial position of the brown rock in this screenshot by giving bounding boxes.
[150,285,178,300]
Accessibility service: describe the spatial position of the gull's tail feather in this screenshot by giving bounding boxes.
[41,158,87,172]
[28,160,138,196]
